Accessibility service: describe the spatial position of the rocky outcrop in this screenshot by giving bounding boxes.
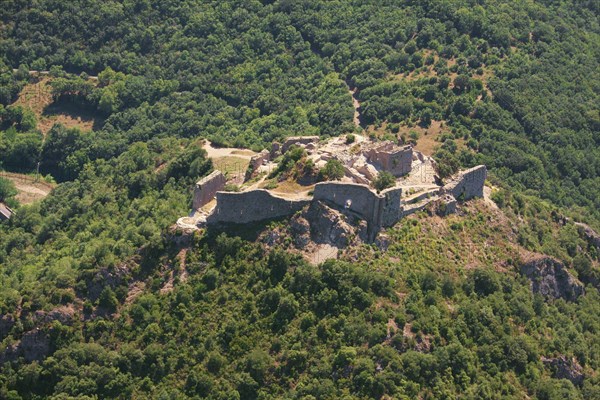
[86,262,132,301]
[33,305,76,325]
[0,314,15,340]
[574,222,600,251]
[290,216,311,248]
[520,256,584,301]
[305,201,366,247]
[0,328,50,363]
[542,356,584,386]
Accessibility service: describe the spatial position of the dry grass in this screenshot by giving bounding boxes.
[231,149,256,156]
[406,120,447,156]
[270,180,313,193]
[14,77,101,135]
[212,156,250,177]
[0,172,55,204]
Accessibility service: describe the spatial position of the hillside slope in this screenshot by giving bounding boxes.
[0,0,599,399]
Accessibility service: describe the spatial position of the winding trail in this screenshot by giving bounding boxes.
[349,87,361,127]
[346,83,362,128]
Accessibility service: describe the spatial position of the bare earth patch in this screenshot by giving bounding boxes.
[267,180,314,199]
[408,120,447,156]
[0,172,55,204]
[15,77,101,135]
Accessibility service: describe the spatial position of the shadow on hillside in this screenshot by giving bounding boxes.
[42,101,105,131]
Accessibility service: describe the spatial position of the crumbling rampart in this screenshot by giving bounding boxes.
[245,149,270,180]
[443,165,487,200]
[380,187,403,227]
[207,190,310,224]
[313,182,403,240]
[281,136,320,153]
[365,143,413,177]
[193,171,226,210]
[185,137,487,243]
[314,182,380,221]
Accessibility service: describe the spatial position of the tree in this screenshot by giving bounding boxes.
[373,171,395,192]
[319,159,345,181]
[0,177,17,202]
[434,149,460,180]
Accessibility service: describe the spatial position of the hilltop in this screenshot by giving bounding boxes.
[0,0,599,398]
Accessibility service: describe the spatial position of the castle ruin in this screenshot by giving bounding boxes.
[179,135,487,242]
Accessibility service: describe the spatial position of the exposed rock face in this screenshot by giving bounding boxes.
[33,305,76,325]
[290,216,311,248]
[575,222,600,250]
[305,201,357,248]
[286,201,369,250]
[542,356,584,386]
[520,256,584,301]
[0,314,15,340]
[193,171,226,210]
[0,328,50,363]
[86,262,131,301]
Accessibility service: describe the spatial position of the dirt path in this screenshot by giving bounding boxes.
[202,141,257,160]
[349,87,361,127]
[0,172,55,204]
[483,186,499,210]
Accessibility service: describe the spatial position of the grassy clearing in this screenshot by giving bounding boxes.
[212,156,250,178]
[0,171,55,204]
[15,77,101,135]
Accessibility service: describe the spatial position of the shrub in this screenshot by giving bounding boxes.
[319,159,345,181]
[373,171,395,192]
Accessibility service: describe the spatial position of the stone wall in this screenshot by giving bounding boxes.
[245,149,270,180]
[443,165,486,200]
[193,170,226,210]
[313,182,404,239]
[199,164,487,241]
[313,182,380,221]
[207,189,310,224]
[365,143,413,176]
[281,136,320,153]
[380,187,403,227]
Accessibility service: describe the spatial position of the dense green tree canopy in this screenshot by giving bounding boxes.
[0,0,598,398]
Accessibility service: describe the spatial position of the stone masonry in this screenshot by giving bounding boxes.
[365,143,413,177]
[207,189,310,224]
[280,136,320,154]
[192,170,226,210]
[183,135,487,242]
[313,182,403,241]
[443,165,487,200]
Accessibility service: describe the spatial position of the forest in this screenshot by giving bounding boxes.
[0,0,599,398]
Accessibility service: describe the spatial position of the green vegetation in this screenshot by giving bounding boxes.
[319,159,345,181]
[373,171,396,192]
[0,0,598,398]
[0,177,17,204]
